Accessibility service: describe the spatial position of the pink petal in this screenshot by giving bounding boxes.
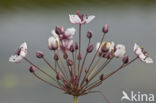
[9,55,23,63]
[69,15,81,24]
[85,15,95,23]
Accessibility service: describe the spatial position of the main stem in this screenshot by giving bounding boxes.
[73,96,78,103]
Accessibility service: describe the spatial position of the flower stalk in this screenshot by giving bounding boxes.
[73,96,78,103]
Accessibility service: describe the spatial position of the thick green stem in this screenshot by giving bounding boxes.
[73,96,78,103]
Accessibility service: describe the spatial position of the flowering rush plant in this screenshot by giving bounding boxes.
[9,11,153,103]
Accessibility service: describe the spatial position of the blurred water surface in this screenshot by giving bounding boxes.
[0,0,156,103]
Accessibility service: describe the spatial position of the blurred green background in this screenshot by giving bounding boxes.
[0,0,156,103]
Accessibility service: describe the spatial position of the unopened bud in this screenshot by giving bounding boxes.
[77,53,82,60]
[102,24,108,33]
[86,78,89,83]
[36,51,44,58]
[70,45,75,52]
[87,44,94,53]
[29,66,36,73]
[100,74,105,81]
[55,26,63,35]
[122,56,129,64]
[54,53,59,61]
[74,42,78,50]
[56,72,62,80]
[85,68,89,73]
[87,31,93,39]
[63,53,68,59]
[67,59,73,66]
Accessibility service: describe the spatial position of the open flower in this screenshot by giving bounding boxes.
[9,42,27,63]
[60,40,73,52]
[96,41,115,53]
[134,43,153,63]
[69,11,95,24]
[114,44,126,58]
[62,27,76,40]
[52,27,76,40]
[96,41,115,58]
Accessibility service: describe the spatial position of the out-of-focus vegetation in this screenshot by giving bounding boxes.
[0,0,156,8]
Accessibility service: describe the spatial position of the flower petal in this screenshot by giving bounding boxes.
[68,40,73,48]
[69,15,81,24]
[19,42,27,57]
[51,30,59,38]
[20,42,27,50]
[114,44,126,58]
[9,55,23,63]
[65,27,76,36]
[96,42,100,50]
[144,57,153,63]
[139,53,146,61]
[109,42,115,52]
[133,43,142,56]
[48,36,59,49]
[133,43,139,52]
[85,15,95,23]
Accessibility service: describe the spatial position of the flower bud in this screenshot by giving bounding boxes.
[102,24,108,33]
[36,51,44,58]
[85,68,89,73]
[56,72,62,80]
[70,45,75,52]
[87,31,93,39]
[87,44,94,53]
[55,26,63,35]
[67,59,73,66]
[100,74,104,81]
[77,53,82,60]
[29,66,36,73]
[122,56,129,64]
[74,42,78,50]
[63,53,68,59]
[86,78,89,83]
[54,53,59,61]
[72,74,78,80]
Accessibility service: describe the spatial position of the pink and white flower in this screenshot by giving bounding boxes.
[114,44,126,58]
[52,27,76,40]
[48,35,59,50]
[62,27,76,40]
[51,26,75,52]
[9,42,27,63]
[60,40,73,52]
[69,11,95,24]
[96,41,115,53]
[134,43,153,63]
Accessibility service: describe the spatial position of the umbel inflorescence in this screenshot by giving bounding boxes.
[9,11,153,103]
